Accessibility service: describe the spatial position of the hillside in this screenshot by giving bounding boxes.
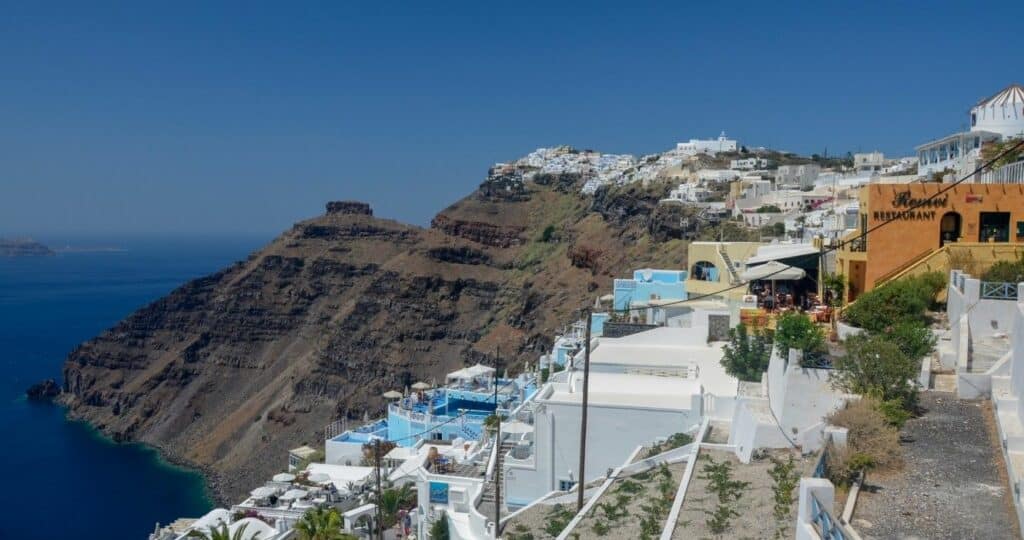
[58,177,708,501]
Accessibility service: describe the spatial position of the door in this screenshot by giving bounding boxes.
[940,212,962,246]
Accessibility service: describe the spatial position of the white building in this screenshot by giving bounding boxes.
[731,157,771,170]
[916,84,1024,178]
[676,132,738,156]
[697,168,740,183]
[853,151,884,173]
[664,182,712,203]
[776,164,821,189]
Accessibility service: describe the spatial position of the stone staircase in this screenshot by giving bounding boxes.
[717,245,742,284]
[479,440,516,505]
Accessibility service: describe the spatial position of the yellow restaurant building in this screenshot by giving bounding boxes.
[837,182,1024,302]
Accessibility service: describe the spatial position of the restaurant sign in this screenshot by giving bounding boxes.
[873,190,948,221]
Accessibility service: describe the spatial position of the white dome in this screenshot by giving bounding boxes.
[971,84,1024,138]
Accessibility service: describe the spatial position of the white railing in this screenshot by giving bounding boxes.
[980,160,1024,184]
[324,419,347,440]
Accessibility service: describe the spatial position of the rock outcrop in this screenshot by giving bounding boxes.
[57,180,691,502]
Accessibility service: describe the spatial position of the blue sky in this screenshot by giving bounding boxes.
[1,2,1021,236]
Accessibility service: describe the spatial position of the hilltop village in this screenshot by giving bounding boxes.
[148,84,1024,540]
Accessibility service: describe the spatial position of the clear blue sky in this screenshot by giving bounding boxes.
[2,2,1021,237]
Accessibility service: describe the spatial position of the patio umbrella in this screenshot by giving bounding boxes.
[272,473,296,483]
[250,486,277,499]
[280,488,308,501]
[382,390,403,400]
[411,381,431,390]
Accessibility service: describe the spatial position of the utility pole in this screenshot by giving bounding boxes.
[576,307,593,513]
[494,346,502,539]
[374,439,384,540]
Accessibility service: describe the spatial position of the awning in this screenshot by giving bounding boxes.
[741,261,806,281]
[745,244,819,266]
[272,473,296,483]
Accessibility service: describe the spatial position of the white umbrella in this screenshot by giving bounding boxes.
[382,390,403,400]
[500,420,534,434]
[272,473,295,483]
[307,472,331,484]
[250,486,277,499]
[740,261,806,281]
[411,381,431,390]
[280,488,308,501]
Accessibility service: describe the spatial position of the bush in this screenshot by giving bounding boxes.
[831,333,919,410]
[540,224,557,243]
[882,321,936,362]
[842,272,945,332]
[774,311,825,360]
[826,398,903,485]
[982,254,1024,283]
[720,323,773,382]
[429,511,450,540]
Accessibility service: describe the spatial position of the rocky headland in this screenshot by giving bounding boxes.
[53,176,720,502]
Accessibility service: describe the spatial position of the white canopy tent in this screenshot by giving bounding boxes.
[446,363,495,383]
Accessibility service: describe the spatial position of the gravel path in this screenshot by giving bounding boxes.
[854,391,1020,540]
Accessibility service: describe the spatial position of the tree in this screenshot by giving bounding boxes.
[186,523,258,540]
[831,333,918,410]
[721,323,772,382]
[295,507,354,540]
[376,483,415,528]
[774,311,825,361]
[429,512,450,540]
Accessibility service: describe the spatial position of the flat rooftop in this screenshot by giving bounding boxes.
[544,372,700,410]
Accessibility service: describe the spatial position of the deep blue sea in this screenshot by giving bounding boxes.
[0,236,267,540]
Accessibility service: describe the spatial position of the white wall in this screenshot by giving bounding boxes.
[504,397,701,505]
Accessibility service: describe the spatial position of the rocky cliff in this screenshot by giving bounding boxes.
[58,182,703,501]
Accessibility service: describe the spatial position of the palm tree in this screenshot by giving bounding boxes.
[186,523,258,540]
[376,483,415,528]
[294,507,354,540]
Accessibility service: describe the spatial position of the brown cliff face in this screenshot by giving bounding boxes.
[58,180,697,502]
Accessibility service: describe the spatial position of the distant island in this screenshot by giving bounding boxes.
[0,238,55,257]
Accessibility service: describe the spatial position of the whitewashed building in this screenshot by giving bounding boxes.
[853,151,884,173]
[676,132,738,156]
[731,157,771,170]
[916,84,1024,178]
[776,164,821,189]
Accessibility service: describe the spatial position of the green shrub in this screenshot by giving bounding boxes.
[540,225,557,243]
[774,311,826,361]
[882,320,936,362]
[831,333,919,409]
[982,254,1024,283]
[721,323,773,382]
[843,272,945,332]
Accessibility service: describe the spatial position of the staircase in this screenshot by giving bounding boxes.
[717,245,742,285]
[479,440,516,505]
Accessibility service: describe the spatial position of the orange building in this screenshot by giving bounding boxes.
[837,182,1024,301]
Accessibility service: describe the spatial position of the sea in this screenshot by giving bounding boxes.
[0,235,268,540]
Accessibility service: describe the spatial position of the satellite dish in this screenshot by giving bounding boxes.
[641,269,654,282]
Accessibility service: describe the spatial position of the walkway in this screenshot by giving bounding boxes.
[854,391,1020,540]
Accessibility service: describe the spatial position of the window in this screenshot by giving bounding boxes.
[972,112,977,127]
[559,479,577,492]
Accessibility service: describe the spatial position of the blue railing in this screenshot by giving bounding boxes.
[981,281,1019,301]
[810,495,848,540]
[813,451,827,478]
